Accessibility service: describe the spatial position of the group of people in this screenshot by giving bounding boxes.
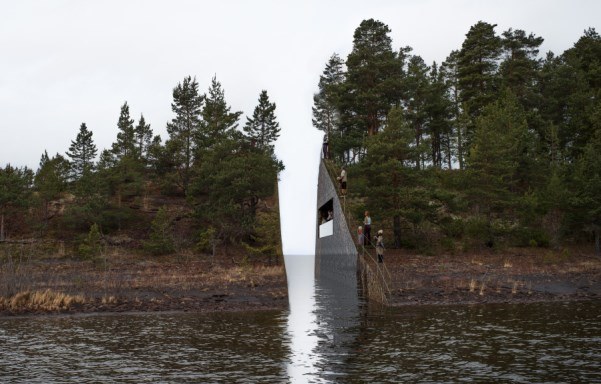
[357,211,384,263]
[324,134,384,263]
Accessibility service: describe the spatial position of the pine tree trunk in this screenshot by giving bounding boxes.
[0,213,4,242]
[595,227,600,257]
[393,215,401,248]
[117,186,122,231]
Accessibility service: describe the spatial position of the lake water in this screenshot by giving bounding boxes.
[0,255,599,383]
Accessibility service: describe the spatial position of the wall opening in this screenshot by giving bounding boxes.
[318,199,334,238]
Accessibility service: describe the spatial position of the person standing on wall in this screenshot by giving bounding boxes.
[322,133,329,159]
[363,211,372,246]
[337,167,347,196]
[376,230,385,263]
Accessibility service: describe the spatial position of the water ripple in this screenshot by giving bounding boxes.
[0,299,599,382]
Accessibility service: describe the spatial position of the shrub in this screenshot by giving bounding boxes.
[143,207,175,255]
[78,223,102,258]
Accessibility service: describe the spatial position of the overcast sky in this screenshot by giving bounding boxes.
[1,0,599,255]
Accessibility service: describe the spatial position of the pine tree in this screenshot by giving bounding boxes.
[342,19,402,138]
[189,135,281,251]
[134,114,153,164]
[441,50,467,169]
[569,106,601,255]
[404,54,431,169]
[243,90,280,152]
[544,28,601,162]
[66,122,97,180]
[78,223,102,259]
[457,21,502,134]
[198,76,242,151]
[111,102,136,160]
[0,164,33,241]
[499,28,544,108]
[166,76,204,194]
[312,53,345,137]
[362,106,415,247]
[34,152,69,234]
[467,91,534,234]
[147,135,172,177]
[143,207,175,255]
[426,62,453,169]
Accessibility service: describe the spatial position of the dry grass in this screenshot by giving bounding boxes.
[469,279,477,292]
[512,280,520,294]
[101,295,117,304]
[0,249,286,313]
[0,243,288,314]
[0,289,85,312]
[382,246,601,305]
[479,281,486,296]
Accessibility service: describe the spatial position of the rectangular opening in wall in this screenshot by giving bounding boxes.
[318,199,334,238]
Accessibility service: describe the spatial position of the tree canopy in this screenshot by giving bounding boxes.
[314,20,601,254]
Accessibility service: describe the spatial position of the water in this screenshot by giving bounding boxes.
[1,255,599,383]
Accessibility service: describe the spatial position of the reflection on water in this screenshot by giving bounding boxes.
[0,255,600,383]
[284,255,322,382]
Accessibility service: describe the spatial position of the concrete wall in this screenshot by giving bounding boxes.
[315,160,358,289]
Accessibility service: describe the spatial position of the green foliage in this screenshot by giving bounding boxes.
[198,76,243,151]
[34,152,70,234]
[60,195,108,232]
[112,102,136,160]
[499,28,544,109]
[243,207,283,265]
[467,91,534,217]
[134,114,153,164]
[312,53,344,138]
[567,107,601,253]
[78,223,102,259]
[332,19,601,253]
[143,207,175,255]
[34,152,69,203]
[166,76,204,194]
[338,18,402,160]
[457,21,502,122]
[190,135,282,247]
[0,164,33,241]
[66,122,97,180]
[243,90,280,153]
[197,226,218,256]
[513,226,550,248]
[3,74,284,259]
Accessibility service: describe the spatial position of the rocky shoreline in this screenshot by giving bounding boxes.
[2,247,600,316]
[0,256,288,317]
[384,248,601,307]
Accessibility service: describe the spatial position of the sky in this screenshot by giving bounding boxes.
[1,0,599,255]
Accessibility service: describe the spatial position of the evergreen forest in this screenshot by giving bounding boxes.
[313,19,601,255]
[0,76,284,262]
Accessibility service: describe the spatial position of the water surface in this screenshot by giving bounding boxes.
[0,255,599,383]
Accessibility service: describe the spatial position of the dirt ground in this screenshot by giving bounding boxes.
[2,245,600,316]
[0,252,288,316]
[382,246,601,306]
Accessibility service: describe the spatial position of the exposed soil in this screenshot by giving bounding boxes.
[3,245,600,316]
[0,252,288,316]
[382,246,601,306]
